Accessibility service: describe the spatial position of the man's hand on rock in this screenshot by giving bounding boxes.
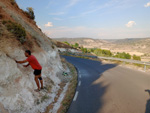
[23,65,27,67]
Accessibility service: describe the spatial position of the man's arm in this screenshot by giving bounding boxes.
[23,63,30,67]
[16,60,28,64]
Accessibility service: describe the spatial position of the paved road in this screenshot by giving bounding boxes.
[63,56,150,113]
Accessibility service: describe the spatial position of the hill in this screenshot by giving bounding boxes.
[54,37,150,59]
[54,37,112,49]
[106,38,150,54]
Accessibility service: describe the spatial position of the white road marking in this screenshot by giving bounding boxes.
[79,75,81,78]
[78,81,81,86]
[73,91,79,101]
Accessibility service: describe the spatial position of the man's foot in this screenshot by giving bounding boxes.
[41,87,45,90]
[34,89,40,92]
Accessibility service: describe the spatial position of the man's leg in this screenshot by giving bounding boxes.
[34,76,40,90]
[38,74,43,89]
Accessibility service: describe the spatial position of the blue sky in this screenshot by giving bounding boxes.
[16,0,150,39]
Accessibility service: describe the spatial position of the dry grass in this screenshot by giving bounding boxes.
[2,20,26,44]
[57,60,78,113]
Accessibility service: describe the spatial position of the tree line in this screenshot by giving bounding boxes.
[63,41,141,61]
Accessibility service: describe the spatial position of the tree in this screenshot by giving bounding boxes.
[102,49,112,56]
[74,43,79,48]
[26,7,35,20]
[83,48,88,53]
[114,52,131,59]
[124,53,131,59]
[90,48,96,52]
[94,49,102,56]
[81,47,88,53]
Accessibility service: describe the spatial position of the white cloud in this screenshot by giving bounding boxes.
[81,0,120,16]
[44,22,53,27]
[66,0,79,8]
[49,12,65,15]
[81,0,137,16]
[126,21,136,28]
[53,18,63,21]
[144,2,150,7]
[46,0,55,9]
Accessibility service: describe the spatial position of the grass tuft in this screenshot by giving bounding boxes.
[2,20,26,44]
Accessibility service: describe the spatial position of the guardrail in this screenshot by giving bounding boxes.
[98,56,150,71]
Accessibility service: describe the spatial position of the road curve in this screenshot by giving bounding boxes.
[63,56,150,113]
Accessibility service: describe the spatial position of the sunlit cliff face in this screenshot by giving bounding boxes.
[0,49,66,113]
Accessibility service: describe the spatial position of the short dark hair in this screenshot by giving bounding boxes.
[25,50,31,55]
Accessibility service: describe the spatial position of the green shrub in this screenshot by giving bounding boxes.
[133,55,141,61]
[93,48,112,57]
[81,47,88,53]
[90,48,96,53]
[94,48,102,56]
[74,43,79,48]
[2,20,26,44]
[114,52,131,59]
[25,7,35,20]
[102,49,112,56]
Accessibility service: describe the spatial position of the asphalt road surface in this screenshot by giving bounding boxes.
[63,56,150,113]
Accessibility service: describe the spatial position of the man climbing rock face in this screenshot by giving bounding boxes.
[16,50,43,92]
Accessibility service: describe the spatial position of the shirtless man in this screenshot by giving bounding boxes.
[16,50,43,92]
